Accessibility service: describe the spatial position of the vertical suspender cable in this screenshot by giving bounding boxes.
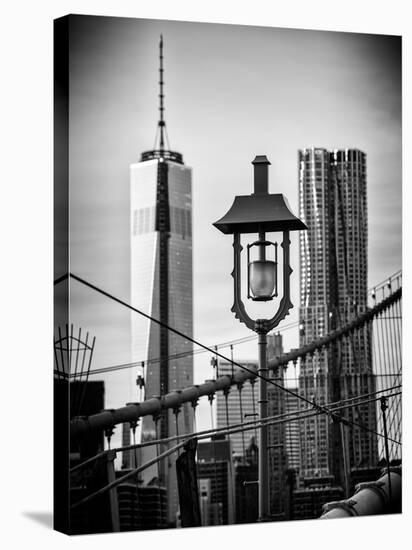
[250,378,258,441]
[380,397,392,499]
[385,300,398,454]
[224,388,236,524]
[237,383,246,458]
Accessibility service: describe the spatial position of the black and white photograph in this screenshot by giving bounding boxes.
[2,3,409,548]
[53,14,402,535]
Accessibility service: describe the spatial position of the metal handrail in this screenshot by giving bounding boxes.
[70,287,401,440]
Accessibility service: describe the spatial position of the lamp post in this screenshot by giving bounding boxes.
[213,155,307,521]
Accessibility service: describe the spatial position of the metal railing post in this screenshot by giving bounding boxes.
[380,397,392,500]
[106,450,120,532]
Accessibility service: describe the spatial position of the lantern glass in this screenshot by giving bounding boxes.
[249,260,276,300]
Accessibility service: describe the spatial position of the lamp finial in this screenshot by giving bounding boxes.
[252,155,271,195]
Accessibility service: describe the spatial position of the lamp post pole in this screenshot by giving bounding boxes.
[258,329,269,520]
[213,154,307,525]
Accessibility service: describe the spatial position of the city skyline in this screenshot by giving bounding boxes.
[53,14,402,533]
[57,15,402,444]
[1,0,409,543]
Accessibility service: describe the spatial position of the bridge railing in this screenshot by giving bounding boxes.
[70,286,402,443]
[61,271,401,523]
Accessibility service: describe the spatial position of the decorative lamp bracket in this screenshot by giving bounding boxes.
[231,231,293,334]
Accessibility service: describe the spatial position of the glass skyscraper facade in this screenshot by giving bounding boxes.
[129,152,193,524]
[298,147,377,484]
[124,35,195,525]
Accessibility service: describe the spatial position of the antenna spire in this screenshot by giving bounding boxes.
[158,34,165,151]
[142,35,184,164]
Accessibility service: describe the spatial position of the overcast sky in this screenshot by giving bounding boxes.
[56,15,401,433]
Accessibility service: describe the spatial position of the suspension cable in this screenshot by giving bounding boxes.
[56,270,402,379]
[65,272,402,463]
[70,391,401,510]
[66,272,401,433]
[71,387,402,474]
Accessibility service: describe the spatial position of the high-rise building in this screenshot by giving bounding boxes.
[284,388,301,476]
[196,438,235,525]
[234,460,258,524]
[216,360,259,458]
[292,485,344,521]
[298,147,377,485]
[216,334,287,518]
[128,36,193,525]
[69,380,107,535]
[266,333,288,518]
[70,380,105,462]
[216,334,283,458]
[115,477,167,531]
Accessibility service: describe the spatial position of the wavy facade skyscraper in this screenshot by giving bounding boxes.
[298,147,377,488]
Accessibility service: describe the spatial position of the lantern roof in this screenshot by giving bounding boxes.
[213,156,307,235]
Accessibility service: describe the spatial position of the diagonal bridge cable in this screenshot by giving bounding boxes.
[64,272,402,447]
[70,390,402,510]
[56,268,402,378]
[71,385,402,475]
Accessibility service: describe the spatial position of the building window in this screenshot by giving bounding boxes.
[133,206,155,235]
[170,206,192,238]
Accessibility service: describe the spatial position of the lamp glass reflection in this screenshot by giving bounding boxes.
[249,260,276,300]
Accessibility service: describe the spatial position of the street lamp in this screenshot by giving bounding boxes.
[247,238,278,300]
[213,155,307,521]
